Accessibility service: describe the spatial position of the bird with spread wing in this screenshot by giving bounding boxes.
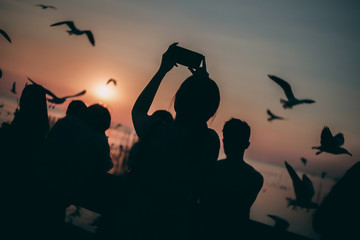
[106,79,117,86]
[312,126,352,156]
[50,21,95,46]
[285,161,318,210]
[27,78,86,104]
[268,74,315,109]
[35,4,56,9]
[267,109,285,121]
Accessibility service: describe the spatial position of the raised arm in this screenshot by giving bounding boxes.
[131,43,178,138]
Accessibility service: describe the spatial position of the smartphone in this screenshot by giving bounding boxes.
[173,46,204,69]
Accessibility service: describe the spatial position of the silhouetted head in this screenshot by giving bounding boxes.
[174,75,220,123]
[222,118,250,157]
[14,84,49,134]
[83,104,111,133]
[152,110,174,124]
[66,100,87,117]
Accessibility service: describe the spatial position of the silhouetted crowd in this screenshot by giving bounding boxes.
[0,44,359,240]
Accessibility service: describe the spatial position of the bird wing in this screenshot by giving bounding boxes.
[50,21,76,31]
[49,5,57,9]
[320,126,334,146]
[0,29,12,43]
[284,161,302,198]
[63,90,86,99]
[84,31,95,46]
[27,77,59,99]
[267,109,275,118]
[268,74,295,100]
[300,157,307,165]
[334,133,345,146]
[107,79,116,85]
[12,82,16,90]
[302,174,315,199]
[300,99,316,104]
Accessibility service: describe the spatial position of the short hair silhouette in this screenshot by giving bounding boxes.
[174,75,220,122]
[83,104,111,133]
[151,110,173,124]
[66,100,87,116]
[223,118,250,155]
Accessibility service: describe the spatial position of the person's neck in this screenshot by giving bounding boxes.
[226,152,245,164]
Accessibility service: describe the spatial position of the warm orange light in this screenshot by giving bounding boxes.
[95,84,116,100]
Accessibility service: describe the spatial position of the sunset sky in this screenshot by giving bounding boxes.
[1,0,359,178]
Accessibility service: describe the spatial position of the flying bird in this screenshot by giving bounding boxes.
[268,74,315,109]
[50,21,95,46]
[267,109,285,121]
[284,161,318,210]
[27,78,86,104]
[0,104,4,108]
[0,29,12,43]
[10,82,16,94]
[35,4,56,9]
[312,127,352,156]
[267,214,290,231]
[106,78,117,86]
[300,157,307,166]
[0,68,2,78]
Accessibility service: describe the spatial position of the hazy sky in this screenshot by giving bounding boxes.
[1,0,359,178]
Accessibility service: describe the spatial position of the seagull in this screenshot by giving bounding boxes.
[50,21,95,46]
[27,78,86,104]
[312,126,352,156]
[268,74,315,109]
[300,157,307,166]
[106,78,117,86]
[284,161,318,210]
[267,109,284,121]
[267,214,290,231]
[10,82,16,94]
[0,29,12,43]
[35,4,56,9]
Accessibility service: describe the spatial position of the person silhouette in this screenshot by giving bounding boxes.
[121,43,220,240]
[203,118,263,240]
[0,84,50,239]
[65,99,87,117]
[313,161,360,240]
[33,103,113,239]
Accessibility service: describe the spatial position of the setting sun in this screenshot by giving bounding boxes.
[95,84,116,101]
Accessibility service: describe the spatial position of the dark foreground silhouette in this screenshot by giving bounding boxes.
[313,161,360,240]
[203,118,263,240]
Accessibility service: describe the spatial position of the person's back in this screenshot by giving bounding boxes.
[203,118,263,240]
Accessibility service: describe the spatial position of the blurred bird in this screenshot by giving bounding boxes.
[267,109,284,121]
[0,68,2,78]
[106,78,117,86]
[285,161,318,210]
[10,82,16,94]
[300,157,307,166]
[50,21,95,46]
[27,77,86,104]
[312,126,352,156]
[268,74,315,109]
[35,4,56,9]
[0,29,12,43]
[321,171,327,179]
[267,214,290,231]
[0,104,4,108]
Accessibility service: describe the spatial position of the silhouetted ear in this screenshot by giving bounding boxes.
[244,141,250,149]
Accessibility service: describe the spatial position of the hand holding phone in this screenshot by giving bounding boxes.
[173,46,204,69]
